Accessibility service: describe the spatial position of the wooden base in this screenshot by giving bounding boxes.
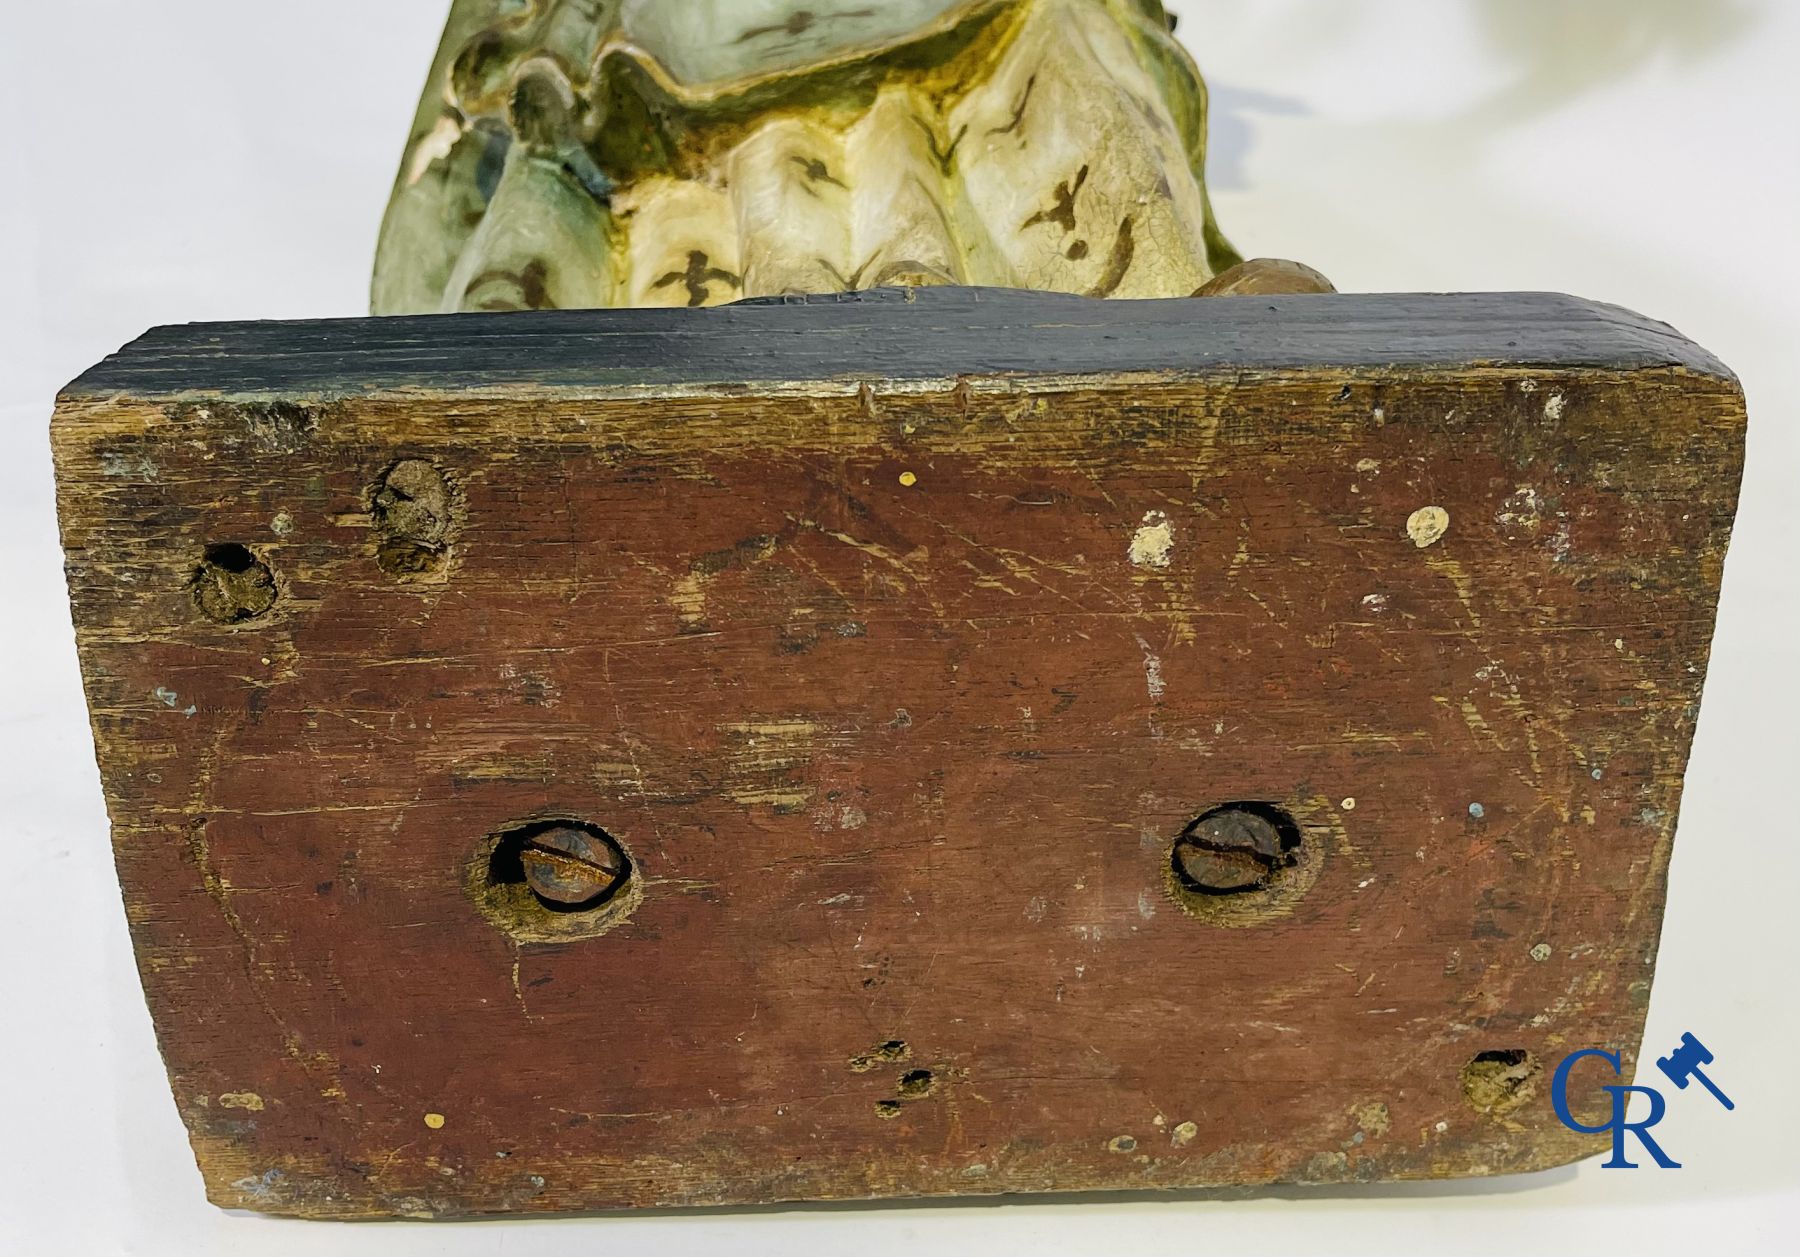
[52,290,1743,1217]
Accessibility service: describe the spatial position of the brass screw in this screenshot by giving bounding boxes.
[1172,805,1295,895]
[518,824,628,908]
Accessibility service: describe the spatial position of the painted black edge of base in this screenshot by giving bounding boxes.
[59,288,1734,400]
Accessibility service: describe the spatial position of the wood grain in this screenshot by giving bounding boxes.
[52,289,1744,1217]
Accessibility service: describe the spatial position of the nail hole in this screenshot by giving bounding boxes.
[1460,1049,1541,1116]
[848,1040,911,1073]
[190,543,278,623]
[896,1069,936,1099]
[873,1100,903,1120]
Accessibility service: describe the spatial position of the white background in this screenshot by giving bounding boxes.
[2,1,1796,1252]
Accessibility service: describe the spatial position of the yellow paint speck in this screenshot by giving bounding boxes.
[423,1112,446,1129]
[1341,797,1357,811]
[1354,1101,1392,1136]
[1407,506,1450,549]
[1129,511,1175,569]
[898,471,918,487]
[1171,1120,1198,1147]
[219,1091,264,1111]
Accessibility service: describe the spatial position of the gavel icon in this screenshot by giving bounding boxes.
[1655,1032,1734,1110]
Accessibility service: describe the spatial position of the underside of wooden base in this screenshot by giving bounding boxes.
[52,289,1743,1217]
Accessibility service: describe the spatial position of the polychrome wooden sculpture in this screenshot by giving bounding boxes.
[372,0,1332,313]
[52,0,1741,1220]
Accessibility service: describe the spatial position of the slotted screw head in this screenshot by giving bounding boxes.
[518,825,627,907]
[1173,806,1291,895]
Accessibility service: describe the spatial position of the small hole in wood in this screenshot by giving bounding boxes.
[1460,1049,1541,1116]
[848,1040,911,1073]
[190,543,278,623]
[896,1069,936,1099]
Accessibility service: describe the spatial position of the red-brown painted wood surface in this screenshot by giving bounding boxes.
[52,297,1743,1216]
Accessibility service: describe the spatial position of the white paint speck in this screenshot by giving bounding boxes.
[1341,797,1357,811]
[1135,636,1166,700]
[1361,593,1389,615]
[1468,802,1486,819]
[230,1169,285,1202]
[1530,942,1552,962]
[1129,511,1174,570]
[1544,392,1567,420]
[152,686,198,718]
